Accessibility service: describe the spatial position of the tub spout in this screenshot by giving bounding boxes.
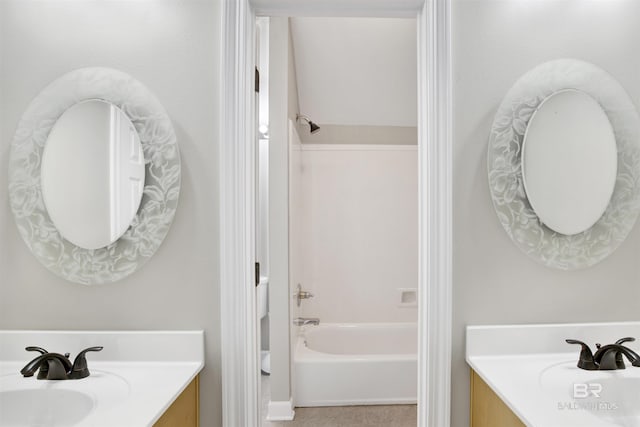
[293,317,320,326]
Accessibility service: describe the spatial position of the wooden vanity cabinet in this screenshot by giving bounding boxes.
[154,375,200,427]
[470,370,524,427]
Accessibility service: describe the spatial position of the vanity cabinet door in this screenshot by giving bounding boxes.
[470,371,524,427]
[154,376,199,427]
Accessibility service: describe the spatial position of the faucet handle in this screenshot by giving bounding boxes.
[70,346,103,379]
[613,338,636,368]
[566,339,589,347]
[566,339,598,370]
[25,346,48,355]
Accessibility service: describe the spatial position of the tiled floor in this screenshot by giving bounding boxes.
[261,375,417,427]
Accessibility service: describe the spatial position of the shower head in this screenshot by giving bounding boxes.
[296,114,321,134]
[308,121,321,134]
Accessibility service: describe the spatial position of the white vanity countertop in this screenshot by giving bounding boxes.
[467,322,640,427]
[0,330,204,427]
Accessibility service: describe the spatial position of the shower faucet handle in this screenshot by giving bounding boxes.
[293,284,314,307]
[293,317,320,326]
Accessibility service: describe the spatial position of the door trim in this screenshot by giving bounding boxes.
[220,1,452,426]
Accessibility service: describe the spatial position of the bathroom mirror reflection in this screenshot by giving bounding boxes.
[41,100,145,250]
[521,89,617,236]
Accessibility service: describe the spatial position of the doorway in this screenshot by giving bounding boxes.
[261,16,419,425]
[219,1,452,426]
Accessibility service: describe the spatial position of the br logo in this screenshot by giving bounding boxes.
[573,383,602,399]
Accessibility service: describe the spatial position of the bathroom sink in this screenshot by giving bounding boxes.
[0,330,204,427]
[0,370,130,427]
[537,360,640,425]
[467,322,640,427]
[538,359,592,392]
[0,389,94,427]
[580,377,640,426]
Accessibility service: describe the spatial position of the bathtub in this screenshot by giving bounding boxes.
[293,323,417,407]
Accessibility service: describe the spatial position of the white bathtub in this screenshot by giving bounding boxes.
[293,323,417,407]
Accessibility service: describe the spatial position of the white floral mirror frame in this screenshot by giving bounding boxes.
[9,67,180,285]
[488,59,640,270]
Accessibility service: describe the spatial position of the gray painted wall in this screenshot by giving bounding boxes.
[0,1,222,426]
[4,2,640,426]
[453,1,640,426]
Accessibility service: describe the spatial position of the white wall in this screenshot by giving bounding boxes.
[300,124,417,145]
[288,122,304,404]
[453,1,640,426]
[0,2,222,426]
[296,145,418,323]
[290,17,417,128]
[267,16,299,406]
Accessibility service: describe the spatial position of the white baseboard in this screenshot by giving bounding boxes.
[266,398,295,421]
[295,397,417,407]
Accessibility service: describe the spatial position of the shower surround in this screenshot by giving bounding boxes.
[290,144,419,324]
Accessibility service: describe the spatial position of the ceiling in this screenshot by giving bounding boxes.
[290,17,417,128]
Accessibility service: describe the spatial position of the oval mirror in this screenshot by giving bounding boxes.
[41,99,145,250]
[521,89,617,235]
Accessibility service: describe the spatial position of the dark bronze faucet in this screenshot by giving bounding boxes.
[20,346,103,380]
[566,337,640,370]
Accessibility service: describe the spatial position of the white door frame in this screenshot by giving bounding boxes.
[220,1,452,426]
